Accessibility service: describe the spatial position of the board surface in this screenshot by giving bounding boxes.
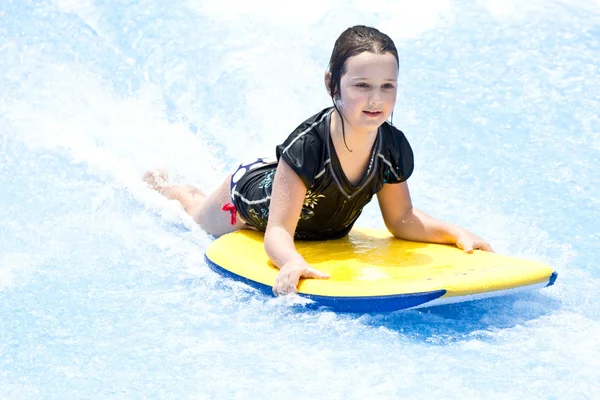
[204,228,557,312]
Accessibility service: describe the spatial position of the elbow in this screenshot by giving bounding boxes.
[384,207,414,238]
[383,217,398,236]
[385,221,404,239]
[263,224,284,257]
[384,217,404,238]
[263,227,274,255]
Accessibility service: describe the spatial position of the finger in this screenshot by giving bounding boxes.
[285,271,300,293]
[462,242,474,254]
[480,242,494,253]
[304,267,330,279]
[275,283,298,296]
[273,283,295,296]
[273,273,299,296]
[272,276,286,296]
[287,283,298,294]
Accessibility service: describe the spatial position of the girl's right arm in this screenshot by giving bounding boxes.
[264,159,330,296]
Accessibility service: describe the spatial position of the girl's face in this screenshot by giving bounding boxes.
[335,51,398,134]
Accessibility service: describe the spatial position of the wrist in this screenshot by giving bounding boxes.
[282,255,306,269]
[446,225,463,244]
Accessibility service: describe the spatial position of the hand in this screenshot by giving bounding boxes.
[455,229,494,253]
[273,259,330,297]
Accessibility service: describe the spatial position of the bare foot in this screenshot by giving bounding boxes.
[143,170,208,217]
[143,169,169,191]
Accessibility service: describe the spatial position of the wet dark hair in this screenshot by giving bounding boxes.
[327,25,399,151]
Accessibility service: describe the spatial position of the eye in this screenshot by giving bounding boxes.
[382,83,396,89]
[355,83,370,88]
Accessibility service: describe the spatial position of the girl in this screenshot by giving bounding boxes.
[144,25,493,296]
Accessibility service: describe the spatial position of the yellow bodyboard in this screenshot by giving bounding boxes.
[204,228,557,312]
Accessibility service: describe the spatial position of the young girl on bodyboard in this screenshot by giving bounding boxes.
[144,25,493,297]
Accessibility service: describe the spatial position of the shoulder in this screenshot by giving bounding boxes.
[275,108,333,188]
[285,108,332,144]
[378,122,414,183]
[277,107,332,157]
[380,122,411,147]
[294,107,333,133]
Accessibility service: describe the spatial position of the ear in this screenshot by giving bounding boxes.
[324,72,333,97]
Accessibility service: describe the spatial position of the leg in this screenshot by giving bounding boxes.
[144,170,246,237]
[193,175,248,237]
[144,170,207,216]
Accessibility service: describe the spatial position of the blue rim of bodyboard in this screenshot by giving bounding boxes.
[204,254,447,313]
[546,271,558,287]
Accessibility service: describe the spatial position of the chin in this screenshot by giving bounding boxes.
[361,117,385,127]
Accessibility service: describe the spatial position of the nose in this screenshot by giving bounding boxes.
[369,89,383,105]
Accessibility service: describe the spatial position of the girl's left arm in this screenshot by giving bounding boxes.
[376,181,494,253]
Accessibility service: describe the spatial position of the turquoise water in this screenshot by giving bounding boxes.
[1,0,599,398]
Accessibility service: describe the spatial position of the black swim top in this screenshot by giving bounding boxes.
[231,107,414,240]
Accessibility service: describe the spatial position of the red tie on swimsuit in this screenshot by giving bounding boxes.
[222,203,237,225]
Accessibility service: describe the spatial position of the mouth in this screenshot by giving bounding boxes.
[363,110,382,117]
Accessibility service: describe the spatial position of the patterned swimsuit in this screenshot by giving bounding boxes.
[229,107,414,241]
